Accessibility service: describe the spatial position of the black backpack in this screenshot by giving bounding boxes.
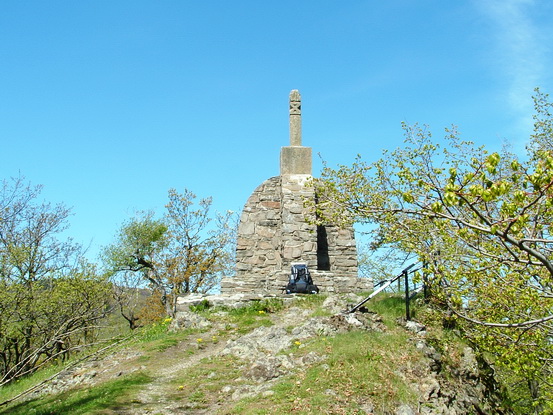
[286,264,319,294]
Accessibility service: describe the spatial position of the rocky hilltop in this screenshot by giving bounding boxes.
[2,293,508,415]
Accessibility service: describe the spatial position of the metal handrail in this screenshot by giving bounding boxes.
[347,263,420,314]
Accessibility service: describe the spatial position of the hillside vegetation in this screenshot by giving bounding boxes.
[0,293,511,415]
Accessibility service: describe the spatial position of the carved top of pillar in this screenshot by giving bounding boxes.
[289,89,301,116]
[289,90,302,147]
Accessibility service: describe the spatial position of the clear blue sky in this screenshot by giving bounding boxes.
[1,1,552,261]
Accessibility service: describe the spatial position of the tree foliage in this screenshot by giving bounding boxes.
[0,177,110,385]
[103,188,235,321]
[163,188,235,314]
[102,210,169,312]
[312,90,553,412]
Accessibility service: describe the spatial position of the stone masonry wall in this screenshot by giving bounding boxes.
[280,174,318,270]
[221,175,373,294]
[233,177,282,292]
[325,225,358,278]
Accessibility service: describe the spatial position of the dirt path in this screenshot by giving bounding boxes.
[126,327,229,415]
[122,307,318,414]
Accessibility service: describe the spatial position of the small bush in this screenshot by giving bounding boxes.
[137,290,167,325]
[190,299,211,312]
[228,299,284,316]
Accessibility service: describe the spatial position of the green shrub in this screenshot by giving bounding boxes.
[190,299,211,312]
[227,298,284,316]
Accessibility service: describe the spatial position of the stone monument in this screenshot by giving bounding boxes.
[220,90,372,294]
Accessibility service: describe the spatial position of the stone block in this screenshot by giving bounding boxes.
[282,222,300,233]
[239,221,255,235]
[261,201,281,209]
[258,241,275,250]
[302,241,315,252]
[281,211,295,223]
[243,256,261,265]
[259,220,279,227]
[280,147,312,175]
[257,226,277,238]
[264,210,280,220]
[356,279,374,291]
[235,263,252,271]
[283,246,303,259]
[334,259,358,267]
[287,204,304,214]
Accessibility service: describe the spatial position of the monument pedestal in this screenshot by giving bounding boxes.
[280,146,312,175]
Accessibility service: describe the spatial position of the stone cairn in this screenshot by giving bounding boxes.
[221,90,373,294]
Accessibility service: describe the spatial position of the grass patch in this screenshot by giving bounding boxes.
[0,363,64,407]
[194,299,287,337]
[134,317,174,343]
[227,298,285,315]
[224,317,420,414]
[293,293,331,317]
[193,298,285,318]
[363,293,416,327]
[170,355,244,409]
[134,318,201,353]
[0,334,135,408]
[290,293,327,309]
[0,372,152,415]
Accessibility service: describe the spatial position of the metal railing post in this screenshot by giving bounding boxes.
[397,274,401,292]
[404,270,410,321]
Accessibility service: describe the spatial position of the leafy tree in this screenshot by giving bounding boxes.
[0,177,110,385]
[102,211,169,315]
[103,189,236,319]
[164,188,235,314]
[311,90,553,412]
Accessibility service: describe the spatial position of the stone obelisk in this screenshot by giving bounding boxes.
[220,89,368,296]
[280,90,312,175]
